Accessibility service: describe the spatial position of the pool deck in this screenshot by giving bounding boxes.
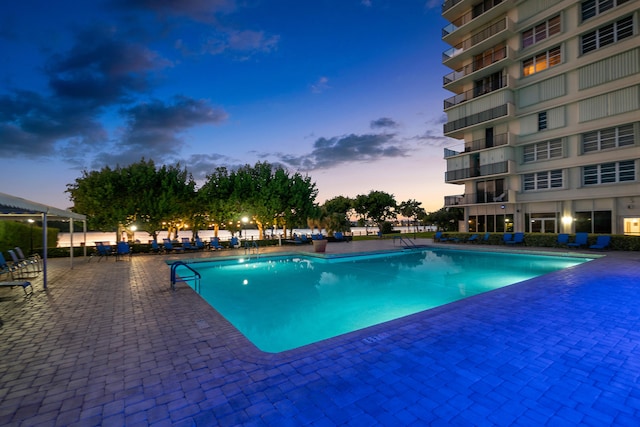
[1,239,640,426]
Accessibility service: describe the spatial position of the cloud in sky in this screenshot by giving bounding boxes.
[278,128,407,171]
[370,117,399,129]
[310,76,330,94]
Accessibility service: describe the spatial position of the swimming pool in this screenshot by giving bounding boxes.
[182,249,591,353]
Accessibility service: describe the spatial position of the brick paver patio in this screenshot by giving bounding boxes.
[1,240,639,426]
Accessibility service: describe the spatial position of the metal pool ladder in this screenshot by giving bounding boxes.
[170,261,201,292]
[393,236,428,249]
[244,240,259,258]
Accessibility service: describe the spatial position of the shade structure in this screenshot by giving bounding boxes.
[0,192,87,289]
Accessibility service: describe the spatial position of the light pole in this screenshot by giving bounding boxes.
[28,219,35,254]
[242,216,249,245]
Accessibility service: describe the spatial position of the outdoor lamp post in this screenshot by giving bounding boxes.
[28,218,34,254]
[242,216,249,243]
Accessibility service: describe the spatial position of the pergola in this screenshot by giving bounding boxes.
[0,192,87,289]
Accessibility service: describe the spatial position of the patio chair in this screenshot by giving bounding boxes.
[181,238,197,251]
[466,234,478,243]
[93,242,115,261]
[505,232,524,245]
[556,233,569,246]
[589,235,611,250]
[0,280,33,295]
[230,236,240,248]
[195,237,206,250]
[116,242,132,261]
[210,237,223,250]
[480,232,491,243]
[503,233,514,244]
[163,238,185,253]
[7,249,40,276]
[567,232,588,248]
[14,247,42,273]
[0,252,21,279]
[150,240,161,254]
[434,231,449,242]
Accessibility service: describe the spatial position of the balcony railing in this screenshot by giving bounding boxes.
[443,46,507,85]
[444,74,508,109]
[443,133,510,158]
[442,0,464,14]
[443,18,507,62]
[465,132,509,152]
[445,160,510,182]
[442,0,505,38]
[444,104,509,135]
[444,192,509,206]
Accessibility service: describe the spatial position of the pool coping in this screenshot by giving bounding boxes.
[166,245,604,365]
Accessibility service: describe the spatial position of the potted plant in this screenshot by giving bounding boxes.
[311,233,327,253]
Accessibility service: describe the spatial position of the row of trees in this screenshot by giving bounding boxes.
[66,159,460,241]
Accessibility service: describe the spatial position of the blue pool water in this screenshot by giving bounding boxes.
[185,249,590,353]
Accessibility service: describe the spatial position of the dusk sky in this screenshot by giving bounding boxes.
[0,0,457,213]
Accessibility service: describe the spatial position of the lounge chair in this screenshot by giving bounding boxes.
[480,232,491,243]
[210,237,223,250]
[466,234,478,243]
[116,242,132,261]
[163,238,185,253]
[589,235,611,250]
[434,231,448,242]
[93,242,115,261]
[14,247,42,273]
[567,232,588,248]
[181,238,197,251]
[0,252,21,279]
[503,233,514,244]
[230,237,240,248]
[0,280,32,295]
[7,249,39,276]
[505,232,524,245]
[556,233,569,246]
[195,237,206,250]
[150,240,161,254]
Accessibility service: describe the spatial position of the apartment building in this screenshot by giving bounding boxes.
[441,0,639,235]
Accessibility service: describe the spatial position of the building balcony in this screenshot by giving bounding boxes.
[443,102,513,138]
[443,45,511,88]
[442,17,514,69]
[445,160,510,183]
[444,191,510,207]
[444,74,509,109]
[442,0,508,42]
[443,133,511,158]
[442,0,466,16]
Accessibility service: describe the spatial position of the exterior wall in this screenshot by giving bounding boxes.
[442,0,640,235]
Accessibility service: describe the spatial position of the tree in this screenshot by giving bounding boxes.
[398,199,426,235]
[67,159,195,241]
[322,196,353,235]
[353,191,397,234]
[425,207,463,231]
[198,167,236,238]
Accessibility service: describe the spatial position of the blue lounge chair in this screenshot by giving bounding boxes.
[0,279,32,294]
[567,232,588,248]
[334,231,345,241]
[94,242,115,261]
[8,248,40,275]
[0,252,21,279]
[210,237,223,250]
[163,238,185,253]
[14,247,42,273]
[589,235,611,250]
[116,242,132,261]
[195,237,206,250]
[505,232,524,245]
[466,234,478,243]
[503,233,513,244]
[434,231,449,242]
[230,236,240,248]
[556,233,569,246]
[481,232,491,243]
[181,238,197,251]
[150,240,161,254]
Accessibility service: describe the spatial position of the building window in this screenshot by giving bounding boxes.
[538,112,548,131]
[582,124,635,153]
[575,210,612,233]
[523,139,562,163]
[581,15,634,54]
[583,160,636,185]
[523,46,562,77]
[522,15,561,49]
[523,170,563,191]
[581,0,630,22]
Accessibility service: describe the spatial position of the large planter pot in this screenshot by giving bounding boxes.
[312,239,327,253]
